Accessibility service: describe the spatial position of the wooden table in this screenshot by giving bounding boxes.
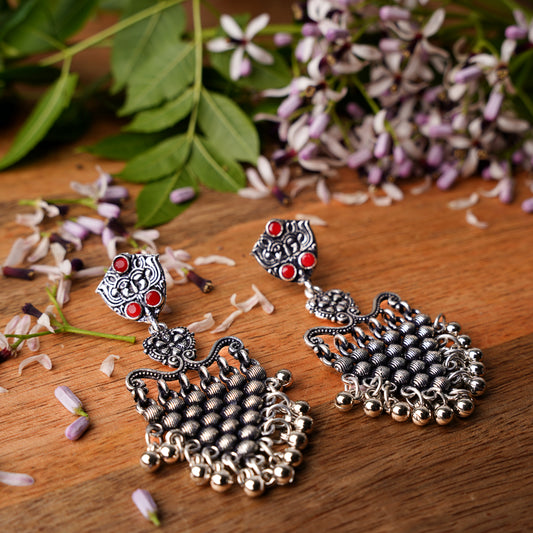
[1,13,532,533]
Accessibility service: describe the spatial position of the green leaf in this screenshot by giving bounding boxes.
[119,39,195,115]
[189,136,245,192]
[0,71,78,170]
[2,0,98,57]
[119,134,191,183]
[80,130,170,160]
[198,89,259,164]
[110,0,187,94]
[209,48,292,91]
[125,88,194,133]
[136,167,196,228]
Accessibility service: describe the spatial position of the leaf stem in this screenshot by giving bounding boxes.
[39,0,187,67]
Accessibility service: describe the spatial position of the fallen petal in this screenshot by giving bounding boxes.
[252,285,274,314]
[410,176,433,195]
[187,313,216,333]
[211,310,243,333]
[332,192,369,205]
[0,471,34,486]
[65,416,90,441]
[231,294,259,313]
[18,354,52,375]
[55,385,88,416]
[381,181,404,201]
[0,386,7,393]
[100,354,120,378]
[466,209,488,229]
[193,255,236,267]
[448,193,479,210]
[295,214,328,226]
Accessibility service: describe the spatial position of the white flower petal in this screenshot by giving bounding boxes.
[245,13,270,39]
[382,181,404,201]
[466,209,488,229]
[251,284,274,314]
[352,43,381,61]
[423,8,445,36]
[501,39,516,63]
[18,354,52,375]
[0,386,7,393]
[295,213,328,225]
[16,210,44,228]
[256,156,276,186]
[100,354,120,377]
[332,191,369,205]
[206,37,234,53]
[245,42,274,65]
[448,193,479,210]
[15,315,31,336]
[187,313,216,333]
[220,14,243,40]
[369,188,393,207]
[211,310,243,333]
[0,471,34,486]
[238,188,269,200]
[479,181,504,198]
[230,293,259,313]
[194,255,236,266]
[229,46,245,81]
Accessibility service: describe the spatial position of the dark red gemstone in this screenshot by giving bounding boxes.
[300,252,316,268]
[126,302,142,319]
[113,255,129,273]
[280,264,296,280]
[267,220,282,237]
[145,290,162,307]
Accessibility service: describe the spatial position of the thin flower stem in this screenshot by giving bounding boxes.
[61,326,136,343]
[46,287,68,325]
[351,75,380,115]
[39,0,187,67]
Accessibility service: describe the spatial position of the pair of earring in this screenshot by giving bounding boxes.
[96,219,486,497]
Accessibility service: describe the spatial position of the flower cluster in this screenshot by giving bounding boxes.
[211,2,533,215]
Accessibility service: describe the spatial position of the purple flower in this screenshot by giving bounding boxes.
[309,113,330,139]
[62,220,90,240]
[484,88,504,122]
[96,202,121,219]
[379,6,411,22]
[274,32,292,47]
[55,385,88,417]
[169,187,195,205]
[132,488,160,526]
[207,14,273,80]
[76,216,105,235]
[0,471,34,486]
[65,416,90,440]
[239,156,290,204]
[437,165,459,190]
[522,198,533,213]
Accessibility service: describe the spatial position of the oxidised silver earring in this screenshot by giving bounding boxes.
[252,219,486,426]
[96,253,312,496]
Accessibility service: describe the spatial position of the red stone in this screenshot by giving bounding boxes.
[126,302,142,319]
[113,255,129,273]
[145,290,162,307]
[280,264,296,280]
[267,220,282,237]
[300,252,317,268]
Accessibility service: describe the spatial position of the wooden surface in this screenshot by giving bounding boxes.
[1,13,533,533]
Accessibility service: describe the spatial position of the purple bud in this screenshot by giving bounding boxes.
[62,220,90,240]
[274,32,292,47]
[325,28,350,42]
[427,144,444,167]
[481,167,492,180]
[347,148,373,169]
[65,416,90,440]
[423,86,443,104]
[77,216,105,235]
[185,269,213,293]
[132,489,160,526]
[97,202,121,219]
[396,158,413,178]
[271,185,290,205]
[309,113,330,139]
[50,233,75,252]
[393,146,406,165]
[302,23,320,37]
[346,102,364,119]
[436,166,459,190]
[484,89,504,121]
[454,65,483,84]
[522,197,533,213]
[374,132,392,158]
[22,303,42,318]
[101,226,115,247]
[55,385,88,416]
[70,258,85,272]
[428,124,453,139]
[505,25,528,40]
[101,185,129,201]
[415,113,429,126]
[379,6,410,21]
[277,94,302,119]
[368,166,383,185]
[299,143,317,160]
[169,187,196,205]
[107,218,128,237]
[512,150,524,165]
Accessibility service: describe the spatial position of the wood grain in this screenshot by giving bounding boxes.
[1,11,532,533]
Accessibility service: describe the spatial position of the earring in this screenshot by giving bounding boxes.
[252,219,486,426]
[96,253,312,496]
